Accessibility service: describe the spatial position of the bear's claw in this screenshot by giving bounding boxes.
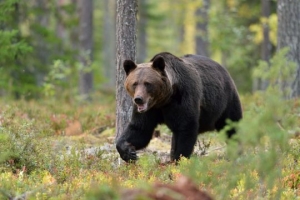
[116,141,138,162]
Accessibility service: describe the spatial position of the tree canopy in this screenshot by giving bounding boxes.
[0,0,298,98]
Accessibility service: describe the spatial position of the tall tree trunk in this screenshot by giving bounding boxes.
[12,2,21,99]
[260,0,271,90]
[78,0,94,100]
[34,0,50,89]
[70,0,79,54]
[115,0,137,139]
[196,0,210,57]
[277,0,300,98]
[103,0,116,89]
[35,0,49,64]
[56,0,66,40]
[137,0,147,63]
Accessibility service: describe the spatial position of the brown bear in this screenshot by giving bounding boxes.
[116,52,242,162]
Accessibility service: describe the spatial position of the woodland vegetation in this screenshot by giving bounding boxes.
[0,0,300,199]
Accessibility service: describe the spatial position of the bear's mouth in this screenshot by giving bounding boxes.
[136,103,148,113]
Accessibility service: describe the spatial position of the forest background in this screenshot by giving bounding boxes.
[1,0,297,99]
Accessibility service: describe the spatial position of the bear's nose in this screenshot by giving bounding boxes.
[134,97,144,105]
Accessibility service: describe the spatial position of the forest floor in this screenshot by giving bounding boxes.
[0,92,300,199]
[55,125,225,166]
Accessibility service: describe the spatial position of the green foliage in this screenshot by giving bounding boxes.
[0,30,32,63]
[209,0,262,93]
[86,184,119,200]
[0,0,19,22]
[249,14,278,46]
[0,127,45,174]
[43,60,73,98]
[254,47,297,97]
[0,0,281,97]
[0,0,33,98]
[145,0,179,58]
[0,0,81,98]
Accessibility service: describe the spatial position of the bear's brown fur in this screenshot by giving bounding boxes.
[124,58,173,113]
[117,52,242,162]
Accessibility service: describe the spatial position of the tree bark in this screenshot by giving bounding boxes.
[196,0,210,57]
[78,0,94,100]
[277,0,300,98]
[260,0,271,90]
[56,0,66,41]
[35,0,49,64]
[70,0,79,53]
[103,0,116,89]
[115,0,137,139]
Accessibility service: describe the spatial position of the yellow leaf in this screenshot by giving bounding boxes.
[42,171,56,184]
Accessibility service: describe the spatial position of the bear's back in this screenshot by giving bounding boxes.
[181,54,236,92]
[181,54,240,132]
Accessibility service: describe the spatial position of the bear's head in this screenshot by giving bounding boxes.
[123,56,172,113]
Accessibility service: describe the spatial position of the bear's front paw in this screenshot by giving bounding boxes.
[116,141,138,162]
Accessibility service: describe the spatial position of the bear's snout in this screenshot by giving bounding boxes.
[133,96,149,113]
[134,97,144,105]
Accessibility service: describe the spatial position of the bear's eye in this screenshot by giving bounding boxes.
[132,82,138,88]
[144,82,151,87]
[144,82,153,90]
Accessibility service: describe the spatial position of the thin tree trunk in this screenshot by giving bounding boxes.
[137,0,147,63]
[78,0,93,100]
[103,0,116,89]
[12,2,21,98]
[277,0,300,98]
[56,0,66,40]
[35,0,49,64]
[70,0,78,53]
[260,0,271,90]
[115,0,137,139]
[196,0,210,57]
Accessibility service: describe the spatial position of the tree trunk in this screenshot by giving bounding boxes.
[34,0,49,65]
[137,0,147,63]
[260,0,271,90]
[196,0,210,57]
[115,0,137,139]
[56,0,66,41]
[78,0,94,100]
[103,0,116,90]
[70,0,79,54]
[277,0,300,98]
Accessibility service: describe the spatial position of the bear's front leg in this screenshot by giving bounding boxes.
[170,136,176,161]
[116,123,156,162]
[116,138,138,162]
[116,109,160,162]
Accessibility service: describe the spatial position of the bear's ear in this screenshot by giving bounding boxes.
[152,56,165,72]
[123,60,137,76]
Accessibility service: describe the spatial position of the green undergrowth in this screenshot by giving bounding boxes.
[0,92,299,200]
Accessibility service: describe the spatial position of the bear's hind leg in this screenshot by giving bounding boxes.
[215,107,242,138]
[168,118,199,161]
[165,106,200,161]
[172,131,198,161]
